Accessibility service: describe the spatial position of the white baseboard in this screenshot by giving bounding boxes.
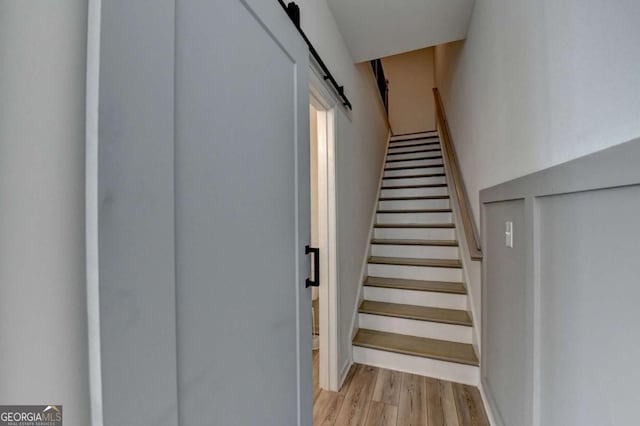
[338,358,353,392]
[479,377,501,426]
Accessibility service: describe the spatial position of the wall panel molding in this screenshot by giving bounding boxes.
[480,137,640,426]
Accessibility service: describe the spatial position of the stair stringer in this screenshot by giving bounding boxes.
[351,131,481,385]
[345,130,393,382]
[438,128,483,357]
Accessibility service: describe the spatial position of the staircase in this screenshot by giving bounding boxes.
[352,130,479,385]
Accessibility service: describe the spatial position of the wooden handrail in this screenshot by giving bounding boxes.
[433,88,483,261]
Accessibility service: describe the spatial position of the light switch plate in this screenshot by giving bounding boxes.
[505,221,513,248]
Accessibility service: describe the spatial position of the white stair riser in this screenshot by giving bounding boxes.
[388,139,441,154]
[374,227,456,240]
[368,263,463,282]
[378,199,450,210]
[353,347,479,386]
[358,314,473,344]
[383,176,447,187]
[385,158,443,169]
[371,244,460,260]
[376,212,452,224]
[389,135,439,144]
[390,132,438,142]
[384,166,445,178]
[363,286,467,310]
[380,187,448,198]
[391,135,439,146]
[387,150,442,161]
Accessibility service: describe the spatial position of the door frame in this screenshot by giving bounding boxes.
[309,66,340,392]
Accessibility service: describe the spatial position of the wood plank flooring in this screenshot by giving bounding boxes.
[313,351,489,426]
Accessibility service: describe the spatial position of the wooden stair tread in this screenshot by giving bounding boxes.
[378,195,449,201]
[379,195,449,201]
[383,173,446,180]
[377,208,452,214]
[384,164,444,171]
[385,155,443,163]
[390,131,437,139]
[364,276,467,294]
[389,137,439,144]
[371,238,458,247]
[359,300,472,326]
[388,142,440,149]
[374,223,455,229]
[353,329,479,366]
[369,256,462,269]
[393,130,436,135]
[381,183,448,190]
[388,148,441,157]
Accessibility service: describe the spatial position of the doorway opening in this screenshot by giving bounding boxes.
[309,70,339,394]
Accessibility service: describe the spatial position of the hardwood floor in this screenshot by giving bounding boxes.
[313,351,489,426]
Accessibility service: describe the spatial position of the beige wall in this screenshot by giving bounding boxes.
[382,47,436,135]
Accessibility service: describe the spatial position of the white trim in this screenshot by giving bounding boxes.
[309,59,352,120]
[309,67,340,392]
[348,131,392,343]
[436,126,483,356]
[531,198,542,426]
[85,0,103,425]
[460,256,481,354]
[478,378,499,425]
[339,359,353,392]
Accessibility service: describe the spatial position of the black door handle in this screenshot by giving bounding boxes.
[305,245,320,288]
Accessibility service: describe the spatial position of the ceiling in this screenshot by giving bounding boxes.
[326,0,475,63]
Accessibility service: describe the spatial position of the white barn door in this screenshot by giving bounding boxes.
[91,1,312,425]
[174,0,311,425]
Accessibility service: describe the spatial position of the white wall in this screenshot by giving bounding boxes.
[298,0,390,377]
[327,0,474,63]
[382,47,436,135]
[0,1,90,424]
[435,0,640,226]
